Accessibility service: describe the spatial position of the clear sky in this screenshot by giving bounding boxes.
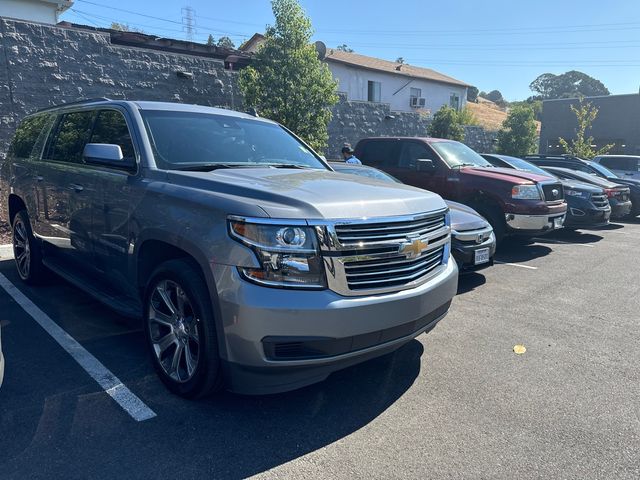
[61,0,640,101]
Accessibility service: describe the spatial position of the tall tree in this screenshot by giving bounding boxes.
[467,86,479,103]
[485,90,505,104]
[238,0,338,152]
[216,36,236,49]
[336,44,354,52]
[206,34,215,46]
[496,106,538,157]
[428,106,465,141]
[529,71,610,99]
[559,100,613,158]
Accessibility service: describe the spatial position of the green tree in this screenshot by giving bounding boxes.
[206,34,215,46]
[428,106,465,141]
[395,57,405,64]
[529,71,609,100]
[558,100,613,158]
[457,106,478,126]
[238,0,338,152]
[336,44,354,52]
[496,105,538,157]
[467,86,479,103]
[110,22,144,33]
[485,90,504,104]
[216,36,236,49]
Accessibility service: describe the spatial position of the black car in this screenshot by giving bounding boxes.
[540,167,632,219]
[482,154,611,228]
[524,154,640,217]
[329,162,496,273]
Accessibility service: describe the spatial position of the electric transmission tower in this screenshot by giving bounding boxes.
[181,6,196,42]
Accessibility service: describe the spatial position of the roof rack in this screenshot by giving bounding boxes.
[36,97,112,113]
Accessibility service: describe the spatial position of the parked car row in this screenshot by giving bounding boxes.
[2,99,638,398]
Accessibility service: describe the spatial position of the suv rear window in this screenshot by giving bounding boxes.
[599,157,640,171]
[46,111,96,164]
[358,140,397,167]
[8,114,51,158]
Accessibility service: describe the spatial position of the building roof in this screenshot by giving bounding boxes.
[324,49,471,88]
[239,33,265,53]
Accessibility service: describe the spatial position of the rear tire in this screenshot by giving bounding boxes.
[143,259,223,398]
[12,210,47,285]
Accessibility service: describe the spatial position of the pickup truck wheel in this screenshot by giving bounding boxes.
[143,259,223,398]
[472,204,506,245]
[12,210,46,284]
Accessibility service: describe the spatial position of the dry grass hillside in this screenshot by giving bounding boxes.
[467,101,541,134]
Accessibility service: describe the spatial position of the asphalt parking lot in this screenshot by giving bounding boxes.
[0,221,639,480]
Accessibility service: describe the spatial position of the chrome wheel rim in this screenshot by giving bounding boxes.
[13,219,31,279]
[148,279,200,383]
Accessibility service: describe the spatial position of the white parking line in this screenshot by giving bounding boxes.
[494,261,538,270]
[0,273,156,422]
[532,238,595,247]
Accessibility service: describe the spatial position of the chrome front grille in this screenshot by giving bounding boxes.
[541,182,564,203]
[590,193,609,209]
[316,209,450,296]
[334,215,445,246]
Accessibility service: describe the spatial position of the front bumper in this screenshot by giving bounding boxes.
[610,199,632,219]
[451,228,496,273]
[505,212,565,234]
[565,204,611,227]
[212,259,458,394]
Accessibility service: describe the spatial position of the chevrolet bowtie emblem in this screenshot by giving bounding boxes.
[400,237,428,259]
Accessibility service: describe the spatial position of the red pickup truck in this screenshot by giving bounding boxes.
[354,137,567,243]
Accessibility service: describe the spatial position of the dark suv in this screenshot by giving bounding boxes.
[0,99,458,397]
[355,137,567,243]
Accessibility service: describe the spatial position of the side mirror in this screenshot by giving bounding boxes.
[83,143,134,170]
[416,159,435,172]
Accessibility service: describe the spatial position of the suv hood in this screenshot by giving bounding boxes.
[446,201,489,231]
[167,168,447,219]
[462,166,555,184]
[559,179,602,193]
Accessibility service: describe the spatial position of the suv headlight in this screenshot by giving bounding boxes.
[511,184,541,200]
[228,218,326,289]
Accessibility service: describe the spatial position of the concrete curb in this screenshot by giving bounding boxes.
[0,244,13,260]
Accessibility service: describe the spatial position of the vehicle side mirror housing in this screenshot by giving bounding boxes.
[416,159,435,172]
[83,143,134,170]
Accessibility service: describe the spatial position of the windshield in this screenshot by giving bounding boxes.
[141,111,327,170]
[503,157,553,176]
[587,160,618,178]
[431,141,492,168]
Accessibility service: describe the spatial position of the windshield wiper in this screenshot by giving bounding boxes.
[172,163,254,172]
[263,163,315,169]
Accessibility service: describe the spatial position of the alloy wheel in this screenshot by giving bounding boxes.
[147,279,201,383]
[13,219,31,279]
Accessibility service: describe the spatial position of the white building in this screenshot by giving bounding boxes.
[0,0,73,25]
[325,49,470,114]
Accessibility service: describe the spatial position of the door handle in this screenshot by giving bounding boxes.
[68,183,84,192]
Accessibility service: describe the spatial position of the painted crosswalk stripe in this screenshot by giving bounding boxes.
[0,273,156,422]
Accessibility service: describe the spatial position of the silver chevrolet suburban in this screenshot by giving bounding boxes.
[0,99,458,397]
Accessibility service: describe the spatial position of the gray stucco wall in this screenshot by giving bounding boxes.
[0,18,239,154]
[540,95,640,155]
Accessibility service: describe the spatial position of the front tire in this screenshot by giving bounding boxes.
[143,259,223,398]
[12,210,47,284]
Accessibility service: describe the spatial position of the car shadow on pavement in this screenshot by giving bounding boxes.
[0,255,426,479]
[495,241,553,264]
[457,272,486,295]
[540,228,604,244]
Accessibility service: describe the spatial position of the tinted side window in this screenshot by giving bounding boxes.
[90,110,135,160]
[398,142,435,169]
[8,115,50,158]
[600,157,636,171]
[358,140,397,167]
[46,111,96,163]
